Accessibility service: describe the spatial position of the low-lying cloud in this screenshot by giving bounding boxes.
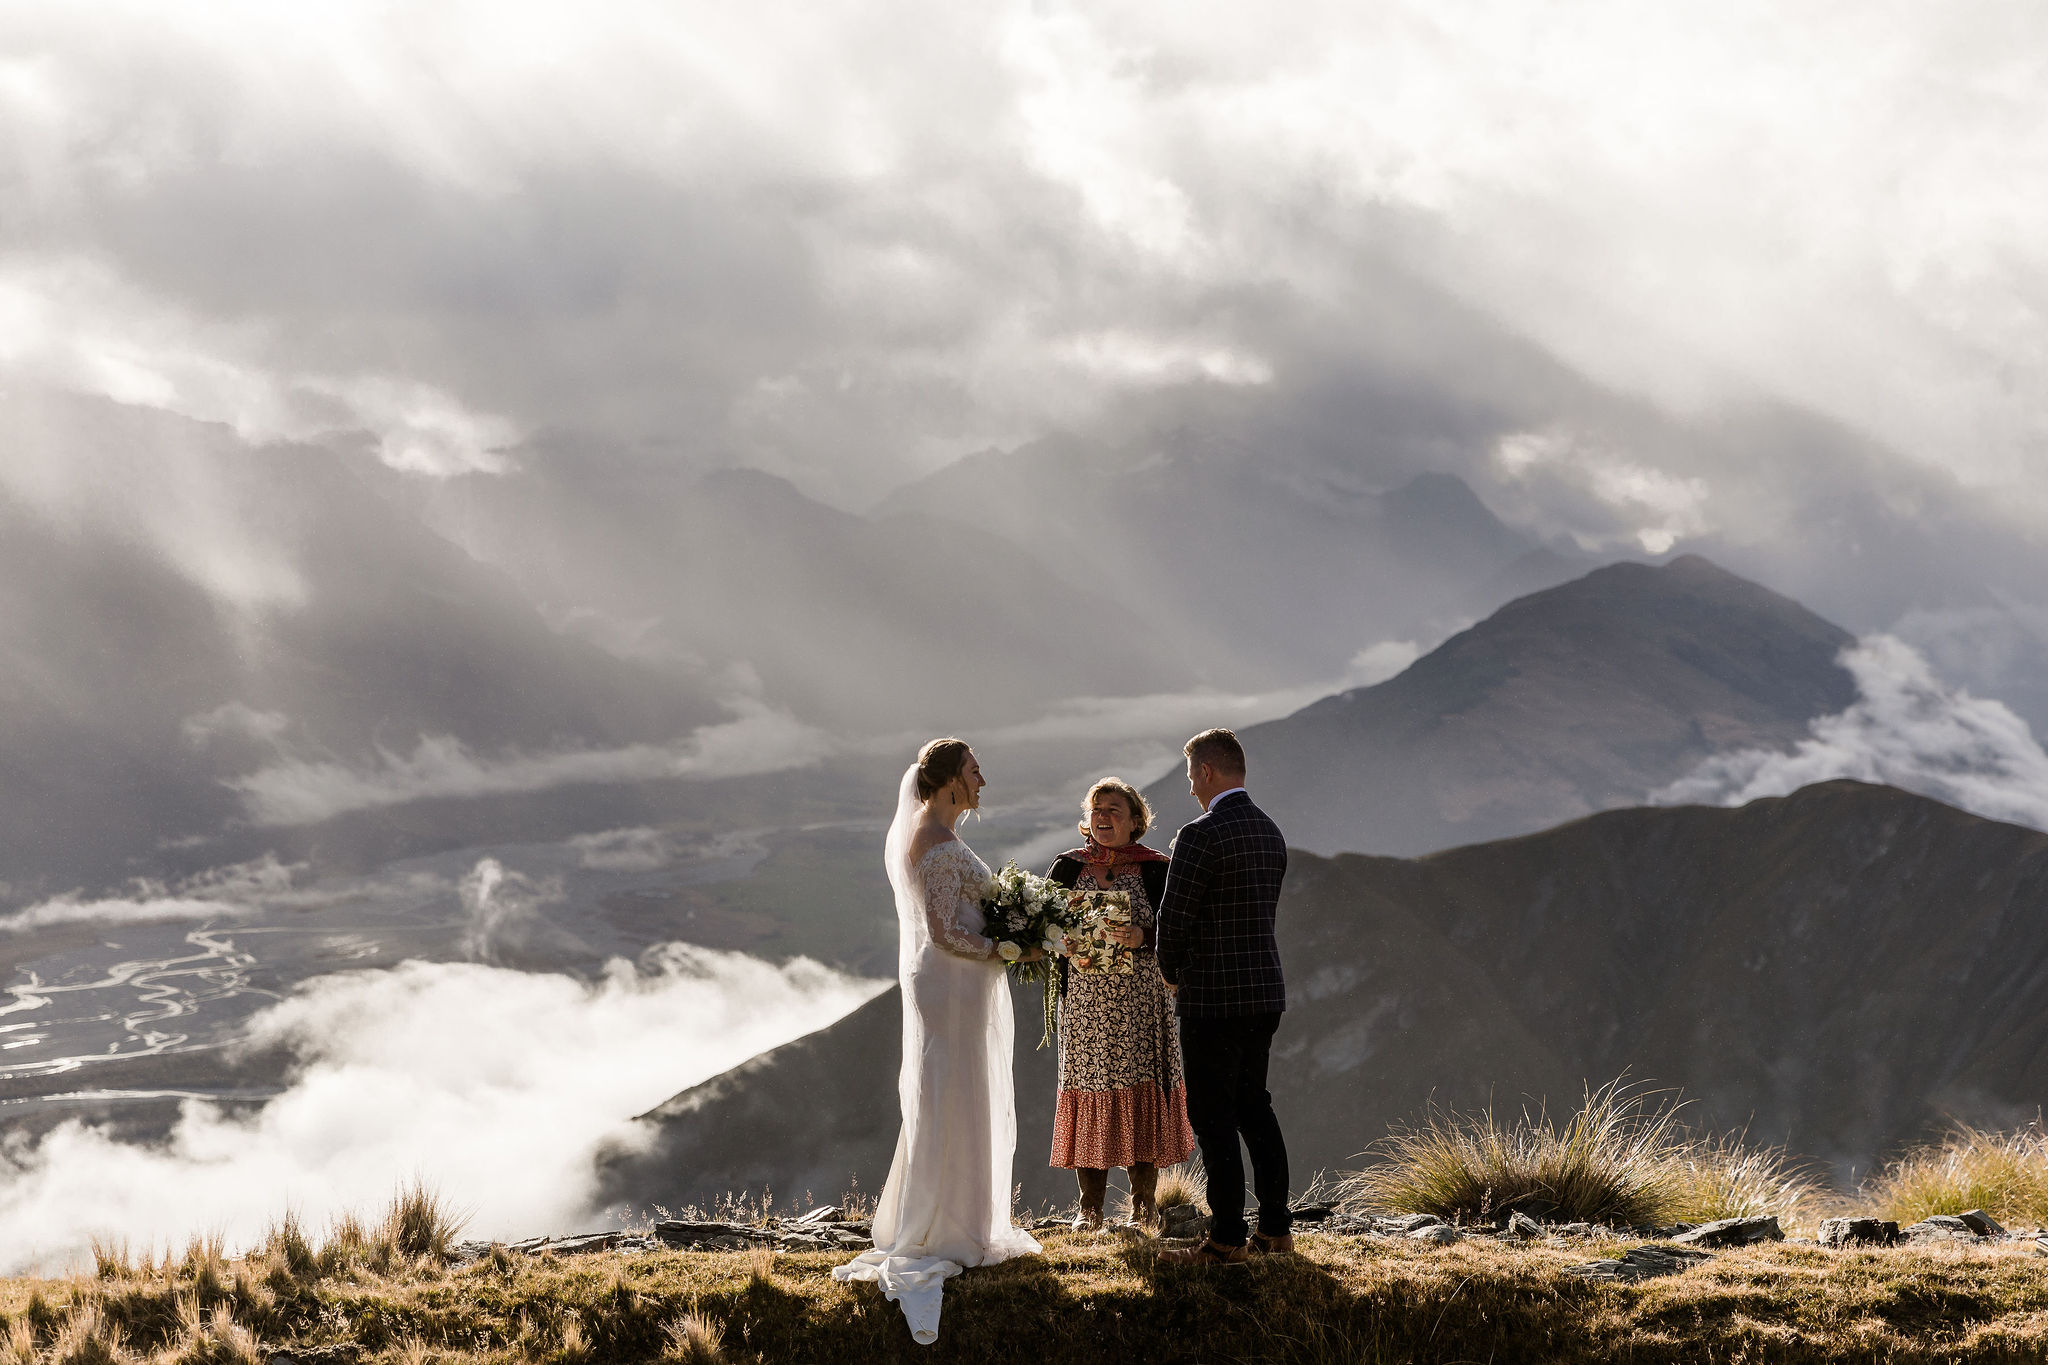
[567,828,676,873]
[0,855,309,933]
[229,701,830,826]
[0,945,886,1275]
[1657,635,2048,832]
[457,858,563,965]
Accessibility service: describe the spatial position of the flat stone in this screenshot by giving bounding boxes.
[1505,1212,1542,1240]
[1671,1216,1783,1249]
[1957,1209,2006,1238]
[654,1220,773,1249]
[1555,1223,1595,1238]
[793,1205,841,1225]
[1817,1217,1901,1249]
[1385,1214,1444,1233]
[535,1231,648,1256]
[1903,1215,1982,1243]
[1565,1244,1713,1282]
[1408,1224,1461,1245]
[775,1233,834,1252]
[1288,1203,1334,1223]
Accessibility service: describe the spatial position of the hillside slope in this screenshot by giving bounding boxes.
[598,780,2048,1212]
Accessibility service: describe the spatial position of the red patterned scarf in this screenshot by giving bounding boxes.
[1061,835,1168,873]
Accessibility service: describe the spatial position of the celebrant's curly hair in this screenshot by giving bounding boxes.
[1078,777,1153,840]
[915,737,973,801]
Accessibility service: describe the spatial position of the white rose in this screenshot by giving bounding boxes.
[996,941,1023,962]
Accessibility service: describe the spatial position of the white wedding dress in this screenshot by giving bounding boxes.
[832,768,1041,1345]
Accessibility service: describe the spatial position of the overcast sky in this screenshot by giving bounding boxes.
[5,1,2048,525]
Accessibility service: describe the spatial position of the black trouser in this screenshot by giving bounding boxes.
[1179,1011,1290,1246]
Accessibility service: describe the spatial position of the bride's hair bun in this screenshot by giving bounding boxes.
[916,738,972,801]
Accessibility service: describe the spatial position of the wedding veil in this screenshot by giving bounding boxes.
[884,763,922,922]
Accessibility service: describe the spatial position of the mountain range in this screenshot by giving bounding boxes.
[877,434,1585,690]
[1144,554,1860,856]
[596,779,2048,1213]
[0,389,719,893]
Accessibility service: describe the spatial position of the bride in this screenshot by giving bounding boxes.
[833,738,1042,1344]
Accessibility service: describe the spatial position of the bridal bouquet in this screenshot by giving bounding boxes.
[979,862,1088,979]
[978,862,1100,1047]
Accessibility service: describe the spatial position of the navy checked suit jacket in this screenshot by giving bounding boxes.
[1154,790,1288,1018]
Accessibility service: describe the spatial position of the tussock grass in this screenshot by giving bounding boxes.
[1867,1123,2048,1227]
[1336,1079,1819,1229]
[387,1180,469,1263]
[1338,1079,1689,1226]
[1153,1156,1204,1212]
[1667,1132,1824,1225]
[663,1310,725,1363]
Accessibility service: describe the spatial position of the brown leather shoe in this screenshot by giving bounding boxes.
[1248,1232,1295,1255]
[1156,1237,1249,1267]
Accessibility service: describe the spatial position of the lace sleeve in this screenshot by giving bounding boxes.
[921,847,994,959]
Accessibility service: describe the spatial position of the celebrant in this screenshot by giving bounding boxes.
[1043,777,1196,1229]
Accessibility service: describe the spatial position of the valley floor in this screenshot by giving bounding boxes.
[6,1229,2048,1364]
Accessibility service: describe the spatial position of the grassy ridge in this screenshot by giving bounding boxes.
[10,1113,2048,1362]
[8,1231,2048,1364]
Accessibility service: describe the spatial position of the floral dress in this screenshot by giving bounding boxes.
[1048,863,1196,1170]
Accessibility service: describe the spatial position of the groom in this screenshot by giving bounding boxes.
[1153,728,1292,1266]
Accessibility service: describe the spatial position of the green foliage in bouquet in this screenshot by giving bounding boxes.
[977,863,1130,1048]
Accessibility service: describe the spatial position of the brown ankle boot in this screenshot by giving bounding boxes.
[1128,1163,1158,1227]
[1073,1168,1108,1230]
[1157,1237,1248,1267]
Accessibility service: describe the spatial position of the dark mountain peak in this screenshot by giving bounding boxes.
[1183,558,1863,856]
[1495,554,1849,636]
[1325,554,1854,713]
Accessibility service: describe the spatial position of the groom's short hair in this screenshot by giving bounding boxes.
[1184,728,1246,778]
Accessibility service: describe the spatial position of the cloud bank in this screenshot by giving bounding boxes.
[1657,635,2048,832]
[228,701,829,826]
[6,0,2048,521]
[0,855,309,933]
[0,945,886,1275]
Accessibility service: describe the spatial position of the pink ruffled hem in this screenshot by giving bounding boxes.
[1049,1083,1196,1169]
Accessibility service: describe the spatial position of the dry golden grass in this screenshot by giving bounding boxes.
[663,1310,726,1363]
[8,1223,2048,1363]
[16,1236,2048,1358]
[1152,1157,1204,1212]
[1337,1079,1823,1230]
[1667,1131,1825,1226]
[1866,1124,2048,1228]
[1338,1078,1689,1226]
